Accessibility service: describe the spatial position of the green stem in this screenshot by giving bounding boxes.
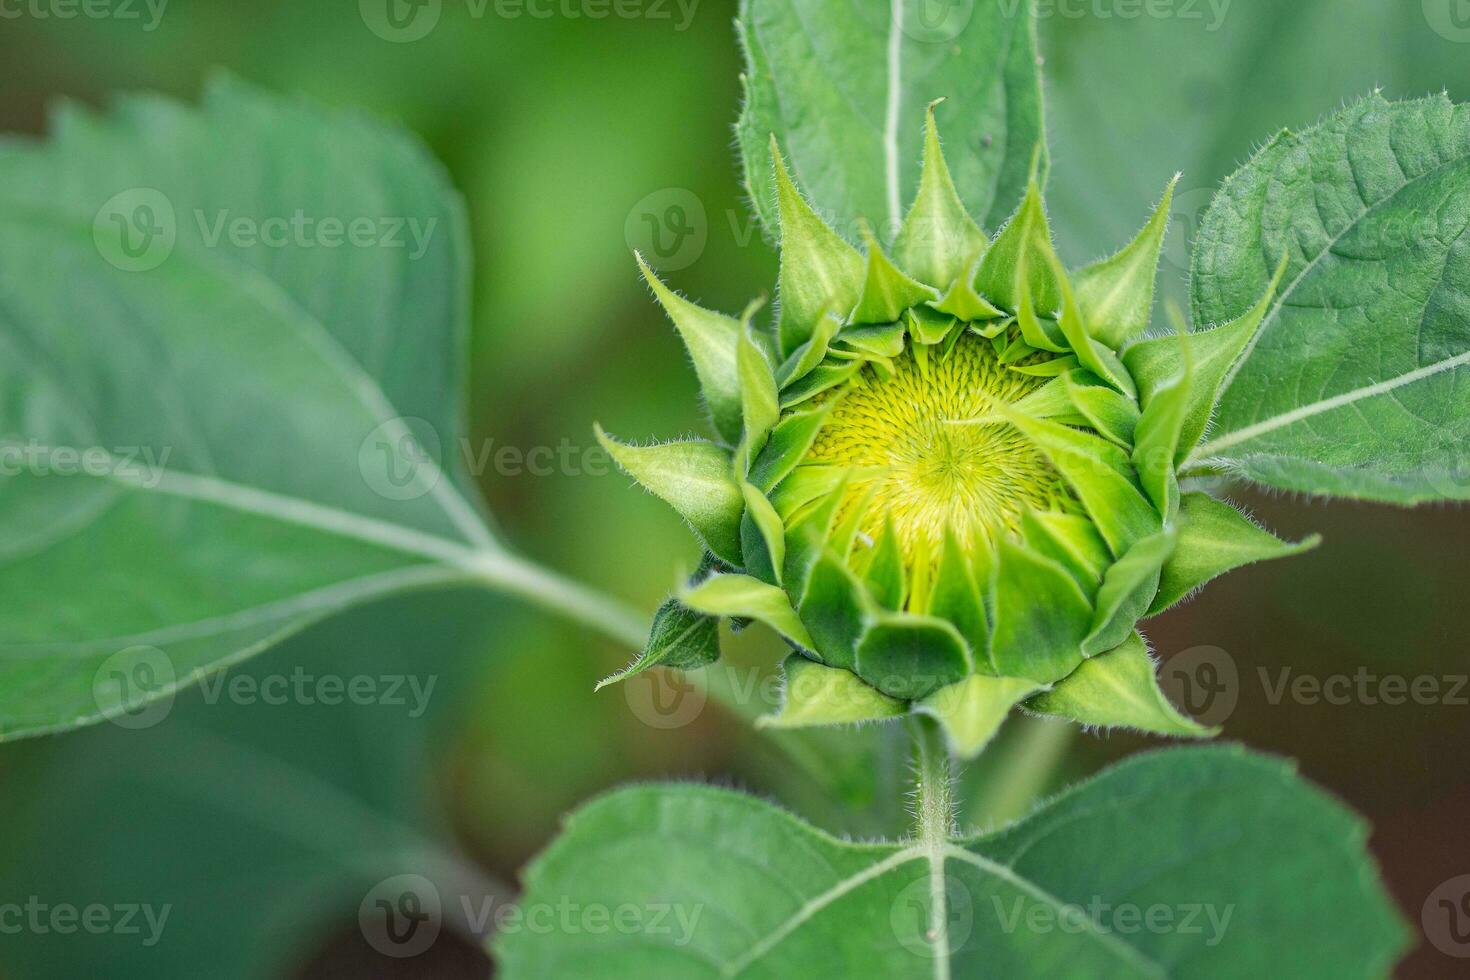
[910,715,954,972]
[910,715,953,846]
[467,550,648,650]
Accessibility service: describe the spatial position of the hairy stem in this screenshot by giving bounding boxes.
[912,715,953,844]
[911,715,954,972]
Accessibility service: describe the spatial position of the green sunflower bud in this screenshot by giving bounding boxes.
[599,107,1319,757]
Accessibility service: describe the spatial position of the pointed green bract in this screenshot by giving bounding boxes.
[1131,332,1192,518]
[1126,257,1285,464]
[740,482,786,584]
[737,313,780,459]
[758,654,905,729]
[797,551,871,670]
[1028,632,1215,737]
[1064,374,1139,447]
[636,253,744,444]
[1075,176,1177,347]
[596,592,720,691]
[1083,530,1175,656]
[1013,257,1069,353]
[771,140,864,356]
[974,176,1061,317]
[747,398,835,492]
[917,674,1040,759]
[1049,248,1136,398]
[850,224,938,325]
[862,519,907,611]
[854,614,970,700]
[990,537,1092,684]
[834,321,906,358]
[776,311,842,387]
[681,572,813,650]
[596,426,744,565]
[1002,409,1161,555]
[1021,510,1111,590]
[933,271,1006,321]
[1151,493,1320,615]
[779,359,861,407]
[928,530,990,671]
[893,105,989,290]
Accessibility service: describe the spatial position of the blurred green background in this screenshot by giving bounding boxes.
[1,1,1467,976]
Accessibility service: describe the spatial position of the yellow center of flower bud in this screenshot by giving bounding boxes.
[805,334,1061,566]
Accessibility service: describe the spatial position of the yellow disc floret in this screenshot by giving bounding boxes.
[805,334,1062,569]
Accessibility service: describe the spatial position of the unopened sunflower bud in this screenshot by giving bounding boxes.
[598,106,1317,757]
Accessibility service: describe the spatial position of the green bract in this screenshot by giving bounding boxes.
[599,109,1318,756]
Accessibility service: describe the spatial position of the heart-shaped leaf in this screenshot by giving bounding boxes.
[1189,93,1470,502]
[495,745,1406,977]
[0,78,640,739]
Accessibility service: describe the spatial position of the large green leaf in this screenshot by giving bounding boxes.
[737,0,1045,241]
[0,78,640,739]
[495,746,1407,978]
[0,590,511,979]
[1189,94,1470,502]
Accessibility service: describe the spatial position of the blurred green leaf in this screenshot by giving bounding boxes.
[0,77,641,738]
[0,590,510,979]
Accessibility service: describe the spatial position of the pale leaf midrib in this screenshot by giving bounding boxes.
[0,203,495,552]
[1189,348,1470,463]
[1202,142,1470,462]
